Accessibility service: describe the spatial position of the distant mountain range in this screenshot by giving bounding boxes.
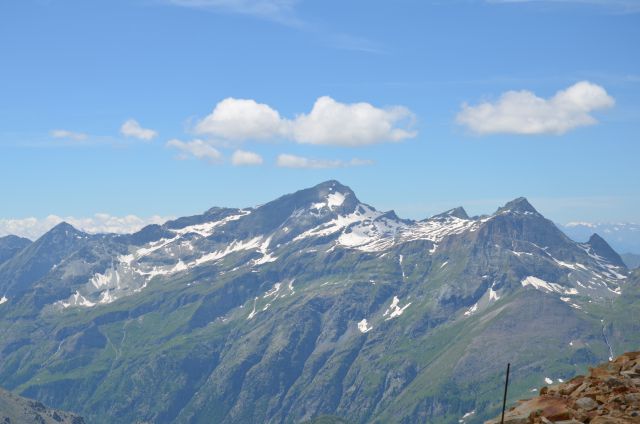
[559,222,640,256]
[0,180,638,423]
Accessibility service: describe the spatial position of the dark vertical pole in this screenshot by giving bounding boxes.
[500,363,510,424]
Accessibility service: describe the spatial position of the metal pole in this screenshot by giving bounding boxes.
[500,363,510,424]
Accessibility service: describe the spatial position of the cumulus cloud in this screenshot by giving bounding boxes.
[120,119,158,140]
[456,81,614,135]
[0,214,171,240]
[231,150,264,166]
[50,129,88,141]
[292,96,416,146]
[194,96,416,146]
[195,98,287,141]
[166,139,223,163]
[276,153,373,169]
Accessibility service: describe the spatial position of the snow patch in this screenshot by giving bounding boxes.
[383,296,412,320]
[61,291,96,308]
[358,319,373,333]
[489,287,500,301]
[247,297,259,320]
[399,254,406,279]
[170,210,251,238]
[326,192,346,209]
[194,236,263,266]
[521,276,579,295]
[464,303,478,316]
[462,411,475,419]
[511,250,534,257]
[295,203,480,253]
[264,283,282,299]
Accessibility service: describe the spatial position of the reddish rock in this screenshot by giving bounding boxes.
[486,351,640,424]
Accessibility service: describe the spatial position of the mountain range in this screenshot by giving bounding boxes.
[559,222,640,257]
[0,180,638,423]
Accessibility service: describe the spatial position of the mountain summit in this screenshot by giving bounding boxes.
[0,181,635,424]
[496,196,540,215]
[586,233,626,267]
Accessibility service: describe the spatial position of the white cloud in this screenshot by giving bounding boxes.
[195,98,287,141]
[166,138,223,163]
[292,96,416,146]
[50,129,88,141]
[0,214,172,240]
[194,96,416,146]
[120,119,158,140]
[231,149,264,166]
[276,153,373,169]
[456,81,614,135]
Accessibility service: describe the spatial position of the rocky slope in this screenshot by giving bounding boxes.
[0,235,31,266]
[0,181,638,424]
[487,351,640,423]
[0,386,85,424]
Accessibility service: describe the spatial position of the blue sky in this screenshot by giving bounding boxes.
[1,0,639,238]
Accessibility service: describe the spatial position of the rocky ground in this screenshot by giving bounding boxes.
[487,351,640,423]
[0,387,85,424]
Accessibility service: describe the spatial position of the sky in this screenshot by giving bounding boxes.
[1,0,639,239]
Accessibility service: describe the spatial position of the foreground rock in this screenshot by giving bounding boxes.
[0,387,85,424]
[487,351,640,423]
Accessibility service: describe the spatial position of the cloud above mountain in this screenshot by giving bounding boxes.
[195,98,288,142]
[0,214,172,240]
[194,96,416,146]
[456,81,614,135]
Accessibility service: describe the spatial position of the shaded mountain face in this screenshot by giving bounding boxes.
[0,235,31,266]
[0,180,637,424]
[0,386,85,424]
[585,233,626,268]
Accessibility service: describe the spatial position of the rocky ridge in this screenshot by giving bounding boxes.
[0,386,85,424]
[488,352,640,424]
